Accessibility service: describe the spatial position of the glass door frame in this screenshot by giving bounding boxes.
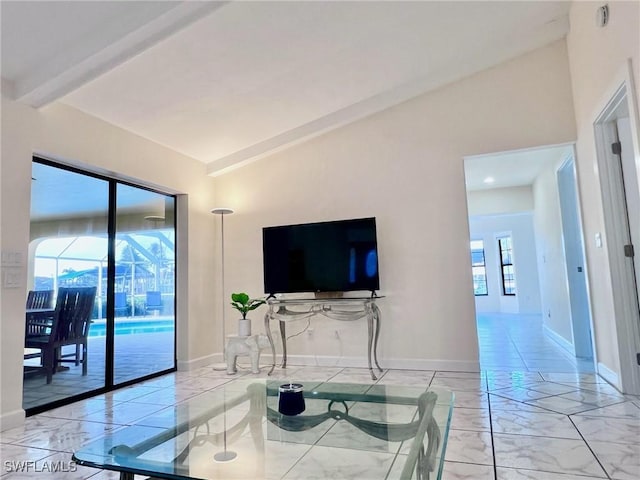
[26,157,177,415]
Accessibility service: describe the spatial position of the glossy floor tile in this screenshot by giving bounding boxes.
[4,365,640,479]
[5,313,636,479]
[492,433,607,477]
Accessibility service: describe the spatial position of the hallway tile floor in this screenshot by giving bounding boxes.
[477,313,596,373]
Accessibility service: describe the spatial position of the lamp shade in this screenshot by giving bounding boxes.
[211,207,234,215]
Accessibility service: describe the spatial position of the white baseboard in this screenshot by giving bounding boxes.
[282,355,480,372]
[597,362,620,388]
[0,409,25,432]
[543,325,575,356]
[177,353,221,371]
[180,352,480,374]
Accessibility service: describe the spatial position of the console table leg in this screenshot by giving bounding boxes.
[265,313,276,376]
[373,304,383,372]
[367,313,377,381]
[279,320,287,369]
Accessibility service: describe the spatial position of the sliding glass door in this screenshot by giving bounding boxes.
[114,184,175,384]
[25,162,109,411]
[25,159,176,413]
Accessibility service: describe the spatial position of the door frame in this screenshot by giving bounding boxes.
[26,157,178,415]
[592,59,640,394]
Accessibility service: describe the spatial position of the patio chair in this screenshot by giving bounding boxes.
[25,290,55,337]
[114,291,128,317]
[24,287,96,384]
[145,291,162,315]
[26,289,54,310]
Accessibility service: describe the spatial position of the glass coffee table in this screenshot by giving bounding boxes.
[73,379,454,480]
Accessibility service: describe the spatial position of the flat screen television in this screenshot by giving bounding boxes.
[262,217,380,295]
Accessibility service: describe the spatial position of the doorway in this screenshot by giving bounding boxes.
[24,158,177,413]
[465,145,595,373]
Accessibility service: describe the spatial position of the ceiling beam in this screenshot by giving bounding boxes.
[14,2,226,108]
[205,72,452,177]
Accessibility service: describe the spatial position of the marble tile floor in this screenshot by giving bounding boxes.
[3,366,639,479]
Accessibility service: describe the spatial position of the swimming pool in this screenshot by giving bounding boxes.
[89,319,174,337]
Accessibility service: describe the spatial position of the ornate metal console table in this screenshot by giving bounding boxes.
[264,296,384,380]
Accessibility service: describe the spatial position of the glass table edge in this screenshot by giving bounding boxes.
[72,380,454,480]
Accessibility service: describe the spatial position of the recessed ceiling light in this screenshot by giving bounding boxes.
[483,176,495,184]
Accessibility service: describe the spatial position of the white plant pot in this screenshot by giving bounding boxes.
[238,318,252,337]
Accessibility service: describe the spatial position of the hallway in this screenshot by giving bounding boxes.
[477,312,595,373]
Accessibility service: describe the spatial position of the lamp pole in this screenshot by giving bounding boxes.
[211,207,234,371]
[210,207,236,463]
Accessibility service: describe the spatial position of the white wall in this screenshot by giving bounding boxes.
[0,99,218,430]
[533,155,573,345]
[566,1,640,383]
[213,40,576,371]
[469,214,542,315]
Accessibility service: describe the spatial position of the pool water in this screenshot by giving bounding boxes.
[89,320,174,337]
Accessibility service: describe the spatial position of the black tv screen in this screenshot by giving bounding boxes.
[263,217,380,295]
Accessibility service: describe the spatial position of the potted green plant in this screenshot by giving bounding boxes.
[231,292,266,336]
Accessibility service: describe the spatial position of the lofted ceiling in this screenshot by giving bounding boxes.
[2,1,571,176]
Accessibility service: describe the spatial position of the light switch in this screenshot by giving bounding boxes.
[1,251,23,266]
[3,269,22,288]
[595,233,602,248]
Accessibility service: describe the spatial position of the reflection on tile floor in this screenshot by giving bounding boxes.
[7,313,637,478]
[4,365,640,479]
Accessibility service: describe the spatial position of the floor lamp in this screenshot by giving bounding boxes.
[211,207,234,372]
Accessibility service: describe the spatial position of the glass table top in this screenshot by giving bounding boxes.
[73,379,454,480]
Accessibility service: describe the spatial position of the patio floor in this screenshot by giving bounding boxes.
[23,327,175,411]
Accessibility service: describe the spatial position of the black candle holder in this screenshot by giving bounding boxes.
[278,383,305,416]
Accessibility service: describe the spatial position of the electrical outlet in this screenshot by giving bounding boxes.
[307,328,314,337]
[334,330,340,339]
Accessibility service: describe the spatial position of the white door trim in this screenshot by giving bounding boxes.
[592,59,640,394]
